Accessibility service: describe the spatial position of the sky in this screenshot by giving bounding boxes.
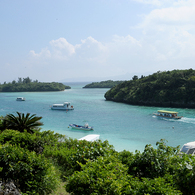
[1,0,195,83]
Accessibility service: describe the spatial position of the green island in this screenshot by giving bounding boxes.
[0,112,194,194]
[105,69,195,108]
[83,80,124,88]
[0,77,70,92]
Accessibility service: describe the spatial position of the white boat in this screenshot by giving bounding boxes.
[153,110,182,119]
[51,102,74,110]
[180,141,195,155]
[78,134,100,142]
[69,123,93,130]
[16,97,25,101]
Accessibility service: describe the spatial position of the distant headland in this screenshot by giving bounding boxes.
[0,77,71,92]
[104,69,195,109]
[83,80,124,88]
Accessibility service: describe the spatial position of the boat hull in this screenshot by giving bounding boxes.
[51,107,74,110]
[16,97,25,101]
[69,124,93,130]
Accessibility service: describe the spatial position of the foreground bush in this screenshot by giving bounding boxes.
[172,154,195,194]
[0,144,60,194]
[125,177,182,195]
[66,155,130,194]
[0,129,66,154]
[119,139,180,179]
[66,155,181,195]
[43,138,116,178]
[118,139,195,195]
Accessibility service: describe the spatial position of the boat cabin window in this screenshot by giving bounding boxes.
[187,148,195,155]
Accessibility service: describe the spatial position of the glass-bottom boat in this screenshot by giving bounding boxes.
[153,110,183,119]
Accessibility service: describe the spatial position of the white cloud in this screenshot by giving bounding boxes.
[79,36,107,59]
[134,0,195,63]
[29,48,51,58]
[27,1,195,82]
[50,38,76,55]
[140,6,195,29]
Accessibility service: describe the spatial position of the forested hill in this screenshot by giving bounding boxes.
[0,77,71,92]
[104,69,195,108]
[83,80,123,88]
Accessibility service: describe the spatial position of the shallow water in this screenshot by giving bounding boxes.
[1,82,195,152]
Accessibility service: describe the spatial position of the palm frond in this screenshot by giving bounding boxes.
[1,112,43,133]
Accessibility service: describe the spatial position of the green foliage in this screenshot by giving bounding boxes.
[66,155,130,195]
[120,139,180,179]
[0,129,65,154]
[118,139,195,195]
[124,177,181,195]
[43,138,116,178]
[105,69,195,108]
[0,77,70,92]
[172,154,195,194]
[0,144,60,194]
[83,80,124,88]
[0,112,43,133]
[66,154,181,195]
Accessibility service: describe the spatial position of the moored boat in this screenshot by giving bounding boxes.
[51,102,74,110]
[153,110,182,119]
[180,141,195,155]
[16,97,25,101]
[69,123,93,130]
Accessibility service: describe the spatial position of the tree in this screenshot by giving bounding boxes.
[132,75,138,80]
[23,77,31,84]
[0,112,43,133]
[17,77,22,83]
[12,80,16,84]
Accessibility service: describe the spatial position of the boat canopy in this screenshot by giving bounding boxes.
[52,102,70,106]
[78,134,100,142]
[64,102,70,104]
[157,110,178,114]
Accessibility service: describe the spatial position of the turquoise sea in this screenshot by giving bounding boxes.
[1,82,195,152]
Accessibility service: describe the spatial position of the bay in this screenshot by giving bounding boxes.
[1,82,195,152]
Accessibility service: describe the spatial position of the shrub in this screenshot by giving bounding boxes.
[66,154,181,195]
[0,144,60,194]
[172,154,195,195]
[122,139,180,179]
[66,155,130,195]
[43,138,116,178]
[124,177,182,195]
[0,129,66,154]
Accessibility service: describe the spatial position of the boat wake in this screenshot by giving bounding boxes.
[152,115,195,124]
[180,117,195,125]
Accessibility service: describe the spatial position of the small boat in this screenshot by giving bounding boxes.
[51,102,74,110]
[153,110,182,119]
[16,97,25,101]
[69,123,93,130]
[78,134,100,142]
[180,141,195,155]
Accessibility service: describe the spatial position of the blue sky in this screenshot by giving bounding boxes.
[1,0,195,83]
